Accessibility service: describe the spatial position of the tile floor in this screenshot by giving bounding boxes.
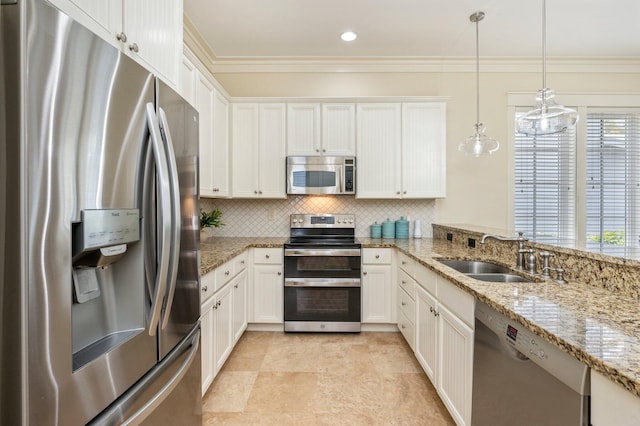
[202,331,455,425]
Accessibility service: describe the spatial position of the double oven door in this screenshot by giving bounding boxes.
[284,247,361,332]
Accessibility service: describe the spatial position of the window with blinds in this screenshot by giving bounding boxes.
[586,112,640,251]
[514,110,576,245]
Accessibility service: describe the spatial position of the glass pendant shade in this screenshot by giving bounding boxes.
[459,123,499,157]
[516,88,578,136]
[516,0,578,136]
[458,11,499,157]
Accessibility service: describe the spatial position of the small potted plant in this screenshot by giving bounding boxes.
[200,207,224,239]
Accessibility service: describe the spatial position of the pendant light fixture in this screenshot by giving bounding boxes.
[458,11,499,157]
[516,0,577,135]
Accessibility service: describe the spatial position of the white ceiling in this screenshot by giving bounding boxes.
[184,0,640,60]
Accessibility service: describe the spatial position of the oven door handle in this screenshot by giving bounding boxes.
[285,278,361,288]
[284,249,361,257]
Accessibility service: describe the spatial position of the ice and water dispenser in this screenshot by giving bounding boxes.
[71,209,143,370]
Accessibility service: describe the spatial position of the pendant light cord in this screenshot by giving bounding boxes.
[475,14,480,126]
[542,0,547,89]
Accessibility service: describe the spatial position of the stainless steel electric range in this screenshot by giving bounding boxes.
[283,214,362,332]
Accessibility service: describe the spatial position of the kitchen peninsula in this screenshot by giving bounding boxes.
[200,223,640,423]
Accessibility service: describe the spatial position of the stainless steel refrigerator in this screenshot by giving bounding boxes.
[0,0,202,424]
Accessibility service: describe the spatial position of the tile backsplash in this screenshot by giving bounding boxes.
[200,196,435,238]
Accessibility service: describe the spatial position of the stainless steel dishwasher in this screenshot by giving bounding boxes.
[472,301,590,425]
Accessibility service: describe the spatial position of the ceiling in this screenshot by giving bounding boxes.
[184,0,640,60]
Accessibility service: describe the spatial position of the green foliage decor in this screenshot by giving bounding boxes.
[200,208,224,230]
[587,230,625,246]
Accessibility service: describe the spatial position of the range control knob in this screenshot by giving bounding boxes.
[538,349,546,358]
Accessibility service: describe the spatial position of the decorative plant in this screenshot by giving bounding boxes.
[200,208,224,230]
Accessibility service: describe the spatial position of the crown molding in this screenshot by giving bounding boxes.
[228,96,450,103]
[183,13,218,77]
[209,56,640,74]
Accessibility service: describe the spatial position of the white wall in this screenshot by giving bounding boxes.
[213,70,640,230]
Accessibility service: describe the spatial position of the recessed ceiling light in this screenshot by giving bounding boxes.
[340,31,357,42]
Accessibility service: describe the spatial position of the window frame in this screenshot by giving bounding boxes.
[508,93,640,247]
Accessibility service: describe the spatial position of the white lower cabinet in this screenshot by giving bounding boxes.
[591,370,640,426]
[232,269,248,342]
[200,251,248,395]
[212,283,233,375]
[361,248,394,323]
[251,248,284,323]
[414,263,474,426]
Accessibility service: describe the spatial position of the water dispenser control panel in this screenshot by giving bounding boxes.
[76,209,140,252]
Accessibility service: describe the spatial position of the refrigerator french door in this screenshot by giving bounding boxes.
[0,0,201,425]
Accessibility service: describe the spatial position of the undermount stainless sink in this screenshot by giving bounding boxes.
[465,273,533,283]
[437,259,511,274]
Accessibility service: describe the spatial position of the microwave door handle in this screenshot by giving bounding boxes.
[338,166,343,192]
[145,103,171,336]
[157,108,181,330]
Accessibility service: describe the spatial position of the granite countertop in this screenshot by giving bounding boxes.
[199,236,640,397]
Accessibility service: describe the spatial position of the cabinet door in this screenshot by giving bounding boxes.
[232,270,248,343]
[47,0,121,44]
[258,104,286,198]
[196,73,216,197]
[121,0,182,85]
[415,285,438,382]
[356,104,402,198]
[287,104,321,155]
[180,51,197,107]
[402,103,446,198]
[361,265,392,323]
[213,283,233,375]
[252,265,283,323]
[322,104,356,156]
[212,91,230,197]
[200,302,215,395]
[232,104,260,197]
[438,304,474,426]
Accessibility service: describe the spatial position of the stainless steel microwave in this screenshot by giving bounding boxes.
[286,156,356,195]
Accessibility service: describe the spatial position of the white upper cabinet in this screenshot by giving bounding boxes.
[232,103,286,198]
[286,104,321,156]
[356,102,446,199]
[322,104,356,156]
[48,0,182,86]
[182,49,230,198]
[286,103,356,156]
[356,103,402,198]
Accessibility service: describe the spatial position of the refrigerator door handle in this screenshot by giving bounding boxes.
[145,103,172,336]
[157,107,181,330]
[121,328,200,425]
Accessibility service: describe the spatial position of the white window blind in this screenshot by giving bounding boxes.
[514,109,576,245]
[586,112,640,252]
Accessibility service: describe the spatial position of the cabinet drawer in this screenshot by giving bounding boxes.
[214,260,235,292]
[233,251,248,272]
[362,248,392,264]
[397,251,416,277]
[253,247,283,264]
[438,278,475,328]
[398,269,416,300]
[398,285,416,323]
[398,310,415,350]
[415,264,437,296]
[201,271,216,305]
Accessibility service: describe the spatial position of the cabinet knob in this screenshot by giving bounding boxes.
[316,149,320,152]
[401,301,407,306]
[116,32,127,42]
[277,272,282,276]
[397,191,401,195]
[322,149,326,153]
[129,43,139,53]
[217,300,221,307]
[429,306,433,313]
[265,254,270,259]
[259,190,263,194]
[401,280,406,285]
[363,271,368,275]
[375,254,380,259]
[254,190,258,194]
[402,261,407,265]
[202,285,208,292]
[401,324,406,329]
[241,260,245,264]
[403,190,407,194]
[234,284,238,289]
[225,270,230,276]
